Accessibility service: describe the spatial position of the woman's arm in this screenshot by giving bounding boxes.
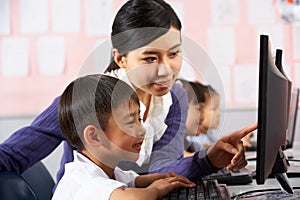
[147,83,218,180]
[0,97,65,173]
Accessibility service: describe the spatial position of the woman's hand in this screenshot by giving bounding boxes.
[206,123,257,170]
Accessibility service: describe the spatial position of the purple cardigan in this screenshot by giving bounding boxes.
[0,83,217,184]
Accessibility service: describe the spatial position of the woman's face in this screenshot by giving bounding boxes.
[121,27,182,97]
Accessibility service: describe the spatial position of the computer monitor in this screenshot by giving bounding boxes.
[285,88,299,149]
[256,35,293,194]
[275,49,292,133]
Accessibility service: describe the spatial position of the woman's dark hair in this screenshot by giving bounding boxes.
[105,0,182,73]
[178,79,218,105]
[58,74,139,151]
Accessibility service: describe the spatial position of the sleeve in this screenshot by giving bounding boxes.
[0,96,66,174]
[147,83,219,180]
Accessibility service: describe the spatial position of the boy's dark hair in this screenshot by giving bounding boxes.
[178,79,218,105]
[105,0,182,73]
[58,74,139,151]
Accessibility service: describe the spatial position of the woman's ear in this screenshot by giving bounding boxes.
[112,48,126,69]
[83,125,102,147]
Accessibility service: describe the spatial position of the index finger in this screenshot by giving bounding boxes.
[230,123,258,140]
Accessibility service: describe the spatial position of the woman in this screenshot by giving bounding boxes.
[0,0,256,184]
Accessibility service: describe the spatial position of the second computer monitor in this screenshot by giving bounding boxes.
[256,35,290,185]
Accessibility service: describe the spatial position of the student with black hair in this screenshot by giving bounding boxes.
[52,75,195,200]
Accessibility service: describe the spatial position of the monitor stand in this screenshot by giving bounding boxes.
[272,148,294,194]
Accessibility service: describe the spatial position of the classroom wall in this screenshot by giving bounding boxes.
[1,0,300,181]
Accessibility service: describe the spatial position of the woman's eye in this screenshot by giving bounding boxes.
[169,50,181,58]
[144,57,157,62]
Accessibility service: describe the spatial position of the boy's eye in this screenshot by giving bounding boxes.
[126,120,135,125]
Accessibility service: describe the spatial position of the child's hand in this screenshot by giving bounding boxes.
[148,176,196,198]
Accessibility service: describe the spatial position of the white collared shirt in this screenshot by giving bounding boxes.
[106,69,172,165]
[52,151,139,200]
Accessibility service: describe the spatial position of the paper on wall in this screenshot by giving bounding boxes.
[0,0,10,35]
[85,0,113,36]
[1,38,29,76]
[19,0,48,33]
[207,27,236,65]
[211,0,239,24]
[37,37,65,76]
[293,24,300,60]
[247,0,276,24]
[51,0,80,33]
[233,64,258,105]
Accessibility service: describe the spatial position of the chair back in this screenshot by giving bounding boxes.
[0,171,38,200]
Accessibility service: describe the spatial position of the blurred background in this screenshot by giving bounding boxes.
[1,0,300,180]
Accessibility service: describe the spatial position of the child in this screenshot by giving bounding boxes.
[178,79,220,157]
[52,74,195,200]
[179,79,253,157]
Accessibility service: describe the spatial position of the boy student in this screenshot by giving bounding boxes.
[52,74,195,200]
[0,0,257,186]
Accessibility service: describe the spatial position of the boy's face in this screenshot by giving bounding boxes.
[200,94,220,133]
[105,100,145,161]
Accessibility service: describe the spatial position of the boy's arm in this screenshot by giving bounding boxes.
[134,172,193,188]
[111,175,195,200]
[0,97,65,173]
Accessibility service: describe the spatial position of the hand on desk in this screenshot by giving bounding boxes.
[206,123,258,170]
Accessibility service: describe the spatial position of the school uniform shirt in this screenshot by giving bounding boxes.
[0,72,218,188]
[52,151,138,200]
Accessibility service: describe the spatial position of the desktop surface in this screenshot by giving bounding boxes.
[228,142,300,199]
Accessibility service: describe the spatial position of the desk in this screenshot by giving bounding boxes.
[227,142,300,197]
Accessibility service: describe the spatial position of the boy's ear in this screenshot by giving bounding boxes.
[83,125,102,147]
[112,48,126,69]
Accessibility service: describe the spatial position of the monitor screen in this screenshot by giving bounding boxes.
[256,35,290,188]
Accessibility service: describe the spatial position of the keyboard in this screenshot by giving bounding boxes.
[234,188,300,199]
[162,179,230,200]
[203,168,254,185]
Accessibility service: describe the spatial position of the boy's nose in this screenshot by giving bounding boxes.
[136,126,146,139]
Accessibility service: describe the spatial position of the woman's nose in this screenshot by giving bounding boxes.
[158,59,172,76]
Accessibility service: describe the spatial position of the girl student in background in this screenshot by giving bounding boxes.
[53,75,195,200]
[0,0,256,187]
[178,79,220,157]
[179,79,253,157]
